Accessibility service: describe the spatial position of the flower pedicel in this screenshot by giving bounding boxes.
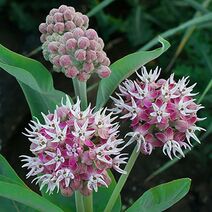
[111,66,205,159]
[21,97,127,196]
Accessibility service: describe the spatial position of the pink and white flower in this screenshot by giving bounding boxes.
[112,66,205,159]
[21,96,127,196]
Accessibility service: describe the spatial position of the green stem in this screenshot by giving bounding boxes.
[84,194,93,212]
[104,146,140,212]
[75,191,85,212]
[73,78,92,211]
[72,78,88,110]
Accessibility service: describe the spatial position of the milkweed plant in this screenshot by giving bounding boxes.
[0,5,205,212]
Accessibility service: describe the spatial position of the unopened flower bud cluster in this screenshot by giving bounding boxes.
[21,97,127,196]
[112,66,205,159]
[39,5,111,81]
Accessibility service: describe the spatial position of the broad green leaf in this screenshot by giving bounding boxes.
[0,181,63,212]
[0,154,25,187]
[95,37,170,110]
[41,189,75,212]
[126,178,191,212]
[0,44,70,119]
[0,155,39,211]
[0,197,37,212]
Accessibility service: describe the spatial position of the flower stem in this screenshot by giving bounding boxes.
[104,146,140,212]
[75,191,85,212]
[73,78,92,211]
[84,194,93,212]
[72,78,88,110]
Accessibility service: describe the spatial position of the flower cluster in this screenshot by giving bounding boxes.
[21,96,127,196]
[111,66,205,159]
[39,5,111,81]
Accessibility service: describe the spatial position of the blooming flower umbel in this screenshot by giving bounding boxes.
[21,96,127,196]
[39,5,111,81]
[111,66,205,159]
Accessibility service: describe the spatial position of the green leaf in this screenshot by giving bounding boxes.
[0,154,25,187]
[0,197,37,212]
[41,189,75,212]
[0,44,70,119]
[0,154,41,211]
[0,181,63,212]
[126,178,191,212]
[95,37,170,110]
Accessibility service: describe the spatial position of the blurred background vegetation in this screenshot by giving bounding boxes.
[0,0,212,211]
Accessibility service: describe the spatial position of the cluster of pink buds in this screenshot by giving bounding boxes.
[39,5,111,81]
[20,96,127,196]
[111,66,205,159]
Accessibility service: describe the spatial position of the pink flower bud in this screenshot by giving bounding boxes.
[71,179,81,190]
[73,28,84,39]
[75,49,86,61]
[39,23,47,34]
[53,12,64,23]
[48,41,59,53]
[58,5,68,13]
[53,65,62,72]
[46,15,54,24]
[98,38,104,48]
[65,21,76,31]
[64,9,73,21]
[49,8,58,16]
[66,38,77,50]
[40,34,46,43]
[65,66,79,78]
[102,57,110,66]
[96,51,106,63]
[52,55,61,67]
[86,50,97,62]
[54,23,65,34]
[77,71,90,81]
[82,15,89,28]
[60,186,73,197]
[80,186,92,196]
[74,14,84,27]
[69,7,75,14]
[58,44,66,55]
[83,63,94,73]
[97,66,111,78]
[59,55,72,67]
[63,32,73,41]
[89,40,99,50]
[47,24,54,33]
[85,29,98,40]
[78,37,90,49]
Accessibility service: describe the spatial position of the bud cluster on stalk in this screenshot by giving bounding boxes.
[21,96,127,196]
[39,5,111,81]
[112,66,205,159]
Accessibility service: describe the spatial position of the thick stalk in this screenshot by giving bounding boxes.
[73,78,93,211]
[75,191,85,212]
[84,195,93,212]
[72,78,88,110]
[104,146,140,212]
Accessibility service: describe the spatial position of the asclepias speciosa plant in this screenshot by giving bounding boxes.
[0,4,205,212]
